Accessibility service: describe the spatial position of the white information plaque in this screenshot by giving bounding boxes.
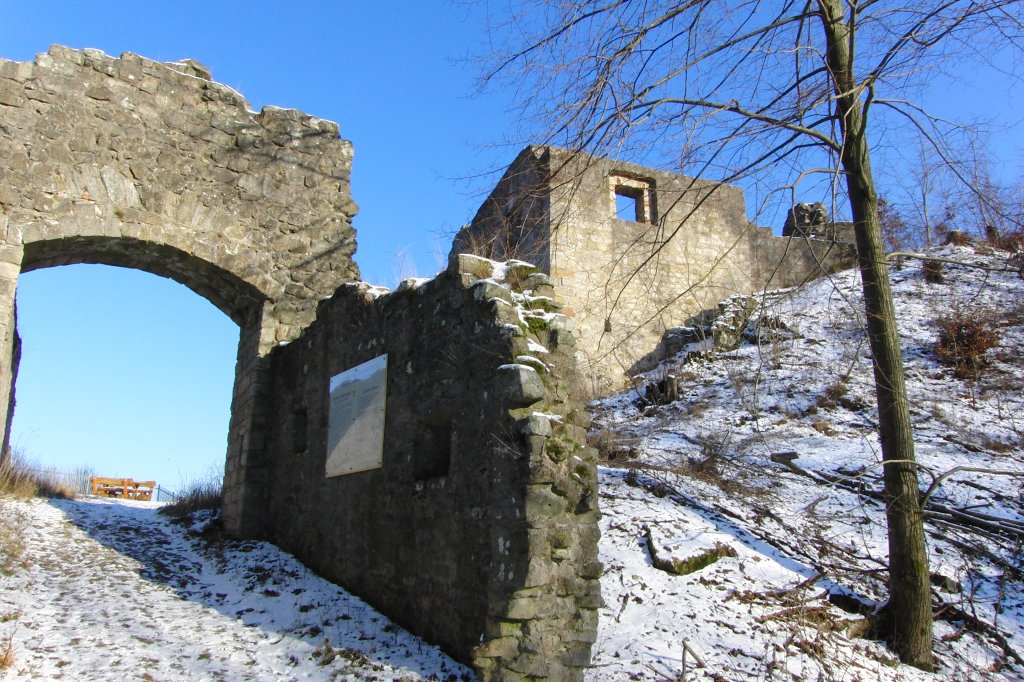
[325,354,387,477]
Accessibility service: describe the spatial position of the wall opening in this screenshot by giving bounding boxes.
[10,264,239,494]
[412,411,453,481]
[610,174,656,223]
[614,189,642,222]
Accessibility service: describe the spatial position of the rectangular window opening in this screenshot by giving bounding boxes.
[615,191,642,222]
[413,413,453,481]
[610,174,655,223]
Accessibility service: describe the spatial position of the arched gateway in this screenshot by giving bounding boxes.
[0,46,360,534]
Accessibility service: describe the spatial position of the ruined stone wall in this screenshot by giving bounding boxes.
[544,148,767,389]
[452,149,552,271]
[0,46,360,534]
[454,147,855,392]
[262,255,601,681]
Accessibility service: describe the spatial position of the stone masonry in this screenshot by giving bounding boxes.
[0,46,359,535]
[263,255,601,680]
[453,146,856,393]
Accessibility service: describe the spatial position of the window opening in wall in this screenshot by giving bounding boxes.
[615,191,641,222]
[610,174,655,223]
[412,412,453,481]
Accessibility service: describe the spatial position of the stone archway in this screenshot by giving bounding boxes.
[0,45,361,535]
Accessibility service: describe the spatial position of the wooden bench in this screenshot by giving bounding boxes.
[89,477,157,501]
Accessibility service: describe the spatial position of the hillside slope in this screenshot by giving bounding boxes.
[1,243,1021,681]
[588,243,1024,680]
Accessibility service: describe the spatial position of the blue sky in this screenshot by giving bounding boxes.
[3,1,521,491]
[3,2,1022,492]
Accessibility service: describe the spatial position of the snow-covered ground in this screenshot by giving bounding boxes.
[588,243,1024,681]
[0,496,471,680]
[1,243,1021,681]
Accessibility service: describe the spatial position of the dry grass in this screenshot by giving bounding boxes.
[0,454,37,499]
[0,450,87,500]
[0,501,28,577]
[922,259,944,284]
[0,614,16,671]
[0,639,14,671]
[160,471,223,521]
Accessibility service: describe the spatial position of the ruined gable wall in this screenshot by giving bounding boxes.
[453,147,856,393]
[542,148,765,389]
[262,255,601,680]
[452,146,553,271]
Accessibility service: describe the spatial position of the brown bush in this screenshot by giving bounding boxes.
[935,309,998,378]
[587,427,639,463]
[0,451,78,499]
[944,230,972,246]
[922,259,944,284]
[0,459,36,499]
[995,228,1023,252]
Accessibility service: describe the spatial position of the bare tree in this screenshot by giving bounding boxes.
[953,149,1024,240]
[481,0,1024,670]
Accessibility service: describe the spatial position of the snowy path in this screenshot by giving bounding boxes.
[0,496,470,681]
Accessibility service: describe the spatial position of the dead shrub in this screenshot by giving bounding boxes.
[987,226,1024,252]
[31,475,76,500]
[0,459,36,499]
[160,472,223,521]
[922,259,944,284]
[587,427,639,463]
[935,308,999,378]
[815,378,849,410]
[0,631,14,671]
[0,451,77,499]
[944,230,972,246]
[688,431,731,475]
[812,419,837,436]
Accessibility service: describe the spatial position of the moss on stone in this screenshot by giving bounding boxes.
[545,438,570,463]
[525,315,548,335]
[505,263,541,290]
[644,529,738,576]
[516,356,548,374]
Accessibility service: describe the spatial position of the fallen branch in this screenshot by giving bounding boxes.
[887,251,1019,274]
[772,453,1024,541]
[935,601,1024,667]
[920,465,1024,507]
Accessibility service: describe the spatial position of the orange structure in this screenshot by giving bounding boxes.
[88,477,156,501]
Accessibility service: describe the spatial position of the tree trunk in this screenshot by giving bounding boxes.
[818,0,934,671]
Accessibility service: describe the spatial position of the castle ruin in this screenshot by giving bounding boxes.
[0,46,599,681]
[453,146,856,393]
[2,44,858,681]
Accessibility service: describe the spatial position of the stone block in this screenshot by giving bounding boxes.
[497,364,547,406]
[521,412,552,437]
[471,279,512,304]
[0,82,26,108]
[475,635,521,659]
[0,60,33,82]
[525,484,566,524]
